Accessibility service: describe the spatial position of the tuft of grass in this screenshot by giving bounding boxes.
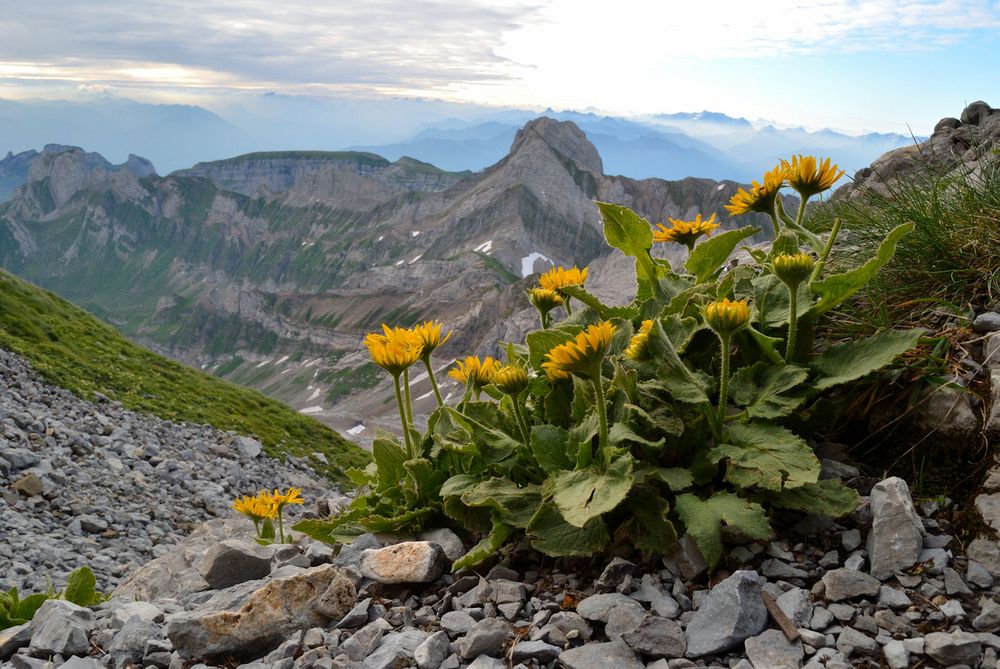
[0,269,370,484]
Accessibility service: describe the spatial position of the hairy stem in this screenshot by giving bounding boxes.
[564,299,573,318]
[785,284,799,363]
[512,394,531,447]
[591,372,610,466]
[393,374,413,457]
[795,195,808,229]
[768,211,781,237]
[276,508,285,544]
[403,368,414,425]
[717,333,732,424]
[423,357,444,407]
[811,217,842,283]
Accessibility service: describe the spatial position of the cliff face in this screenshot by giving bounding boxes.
[0,117,770,443]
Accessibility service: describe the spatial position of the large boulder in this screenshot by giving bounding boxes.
[28,599,95,656]
[197,539,274,589]
[684,570,767,657]
[165,564,355,658]
[866,477,924,580]
[359,541,447,583]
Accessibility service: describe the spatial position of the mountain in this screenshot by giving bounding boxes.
[0,118,773,444]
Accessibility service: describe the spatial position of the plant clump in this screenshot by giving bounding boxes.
[295,155,924,571]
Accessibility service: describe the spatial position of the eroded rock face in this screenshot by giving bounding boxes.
[165,564,356,659]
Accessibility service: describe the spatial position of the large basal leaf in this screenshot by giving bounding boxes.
[659,314,700,354]
[624,488,678,556]
[527,502,610,557]
[62,567,97,607]
[439,473,479,498]
[609,423,664,450]
[768,479,861,517]
[595,201,661,298]
[452,518,515,571]
[526,326,580,372]
[753,275,814,329]
[710,422,820,492]
[13,593,48,622]
[685,225,760,283]
[647,319,710,404]
[730,362,809,419]
[372,436,408,491]
[674,492,771,570]
[549,454,635,528]
[440,407,519,465]
[461,478,542,529]
[809,222,913,316]
[635,465,694,492]
[560,285,641,321]
[811,329,924,391]
[530,425,575,474]
[403,458,445,505]
[430,408,478,456]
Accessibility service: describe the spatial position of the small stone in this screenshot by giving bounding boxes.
[969,539,1000,578]
[28,599,95,656]
[877,585,912,609]
[841,529,861,552]
[360,542,446,584]
[365,629,429,669]
[510,640,561,663]
[836,627,878,656]
[0,624,32,660]
[558,640,643,669]
[604,604,645,641]
[744,629,804,669]
[11,473,44,497]
[662,535,707,580]
[340,618,392,660]
[576,593,644,623]
[882,639,909,669]
[776,587,813,628]
[197,539,274,589]
[457,618,510,660]
[809,606,834,631]
[335,597,371,629]
[973,311,1000,333]
[822,568,880,601]
[761,559,808,579]
[924,630,981,665]
[939,599,966,620]
[684,570,767,657]
[828,602,856,622]
[440,611,476,637]
[417,528,464,562]
[866,477,924,580]
[621,615,685,658]
[944,567,973,596]
[413,630,450,669]
[968,560,995,589]
[974,597,1000,632]
[596,558,639,592]
[465,656,505,669]
[873,609,911,636]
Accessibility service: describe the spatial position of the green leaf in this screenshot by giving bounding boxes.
[647,319,710,404]
[372,435,408,491]
[596,201,653,258]
[527,503,610,557]
[809,222,913,316]
[659,314,700,354]
[549,454,634,527]
[685,226,760,283]
[768,479,861,517]
[710,422,820,492]
[753,275,813,329]
[13,594,47,622]
[439,474,479,498]
[437,408,519,464]
[62,567,97,607]
[624,488,678,556]
[744,325,784,365]
[259,519,277,542]
[730,362,809,419]
[636,465,694,491]
[609,423,664,450]
[674,492,771,570]
[811,329,924,391]
[461,478,542,529]
[453,519,515,571]
[560,285,640,321]
[530,425,575,474]
[526,326,580,372]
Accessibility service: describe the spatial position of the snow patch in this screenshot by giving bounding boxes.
[411,230,421,237]
[395,260,405,266]
[474,240,493,253]
[521,252,553,278]
[299,406,324,415]
[307,388,321,401]
[255,359,271,368]
[347,424,366,435]
[304,358,321,368]
[716,184,726,191]
[409,254,423,264]
[377,235,384,242]
[276,355,290,365]
[416,390,435,401]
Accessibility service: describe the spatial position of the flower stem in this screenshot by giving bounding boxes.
[785,284,799,363]
[564,299,573,318]
[403,368,414,425]
[393,374,413,457]
[717,333,732,424]
[511,393,531,446]
[591,372,610,466]
[276,508,285,544]
[794,195,808,229]
[768,211,781,237]
[811,217,842,283]
[423,357,444,407]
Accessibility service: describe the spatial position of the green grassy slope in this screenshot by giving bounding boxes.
[0,269,370,484]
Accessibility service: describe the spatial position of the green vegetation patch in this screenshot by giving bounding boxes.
[0,269,369,484]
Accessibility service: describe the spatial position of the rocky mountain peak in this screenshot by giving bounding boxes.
[508,117,604,175]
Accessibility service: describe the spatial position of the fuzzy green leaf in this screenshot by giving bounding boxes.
[809,222,913,316]
[549,454,635,527]
[753,275,814,329]
[685,226,760,283]
[453,519,515,571]
[730,362,809,419]
[526,327,580,372]
[811,329,924,391]
[530,425,575,474]
[625,489,678,556]
[371,435,408,491]
[527,503,610,557]
[674,492,771,570]
[768,479,861,517]
[710,422,820,492]
[609,423,664,450]
[596,201,652,258]
[461,478,542,529]
[560,285,641,321]
[13,593,47,623]
[62,567,97,607]
[637,465,695,491]
[647,319,710,404]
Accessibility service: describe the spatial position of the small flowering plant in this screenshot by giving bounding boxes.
[297,156,923,571]
[233,487,304,544]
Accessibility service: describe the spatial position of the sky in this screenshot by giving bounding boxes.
[0,0,998,134]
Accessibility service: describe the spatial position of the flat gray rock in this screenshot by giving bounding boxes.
[197,539,274,589]
[28,599,95,657]
[684,570,767,658]
[822,568,880,601]
[744,629,804,669]
[622,615,685,659]
[457,618,510,660]
[867,477,924,579]
[576,593,644,623]
[0,624,31,660]
[364,628,430,669]
[413,630,450,669]
[924,630,982,665]
[558,640,644,669]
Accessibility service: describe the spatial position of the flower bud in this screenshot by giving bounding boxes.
[772,252,815,287]
[494,365,530,395]
[528,287,564,312]
[624,319,654,361]
[705,298,751,335]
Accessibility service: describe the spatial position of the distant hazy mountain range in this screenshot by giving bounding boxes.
[0,95,918,186]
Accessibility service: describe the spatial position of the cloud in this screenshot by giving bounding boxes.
[0,0,539,92]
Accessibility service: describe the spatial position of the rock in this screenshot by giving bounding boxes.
[457,618,510,660]
[882,639,909,669]
[968,560,995,589]
[968,539,1000,578]
[836,627,878,656]
[335,597,371,629]
[332,533,381,569]
[440,610,476,637]
[744,629,804,669]
[108,616,162,667]
[510,640,561,663]
[28,599,95,656]
[558,640,644,669]
[536,611,591,645]
[924,630,982,665]
[359,542,446,583]
[663,536,707,580]
[58,658,104,669]
[776,587,813,628]
[622,615,685,658]
[974,597,1000,632]
[0,624,31,660]
[340,618,392,660]
[364,629,429,669]
[465,656,505,669]
[944,567,973,596]
[684,570,767,658]
[866,477,924,579]
[604,603,645,641]
[198,539,274,589]
[596,558,639,592]
[821,568,881,601]
[11,473,44,497]
[877,585,912,609]
[413,630,450,669]
[234,435,263,458]
[974,311,1000,333]
[576,593,644,623]
[417,528,465,562]
[166,564,355,658]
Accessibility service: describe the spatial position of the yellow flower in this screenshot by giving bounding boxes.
[725,164,787,216]
[448,356,500,389]
[781,155,844,198]
[528,287,564,312]
[267,487,305,511]
[233,493,276,522]
[652,214,719,247]
[541,321,617,381]
[624,319,654,361]
[539,265,588,291]
[772,252,816,286]
[704,298,751,335]
[364,325,423,376]
[494,365,530,395]
[411,320,452,356]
